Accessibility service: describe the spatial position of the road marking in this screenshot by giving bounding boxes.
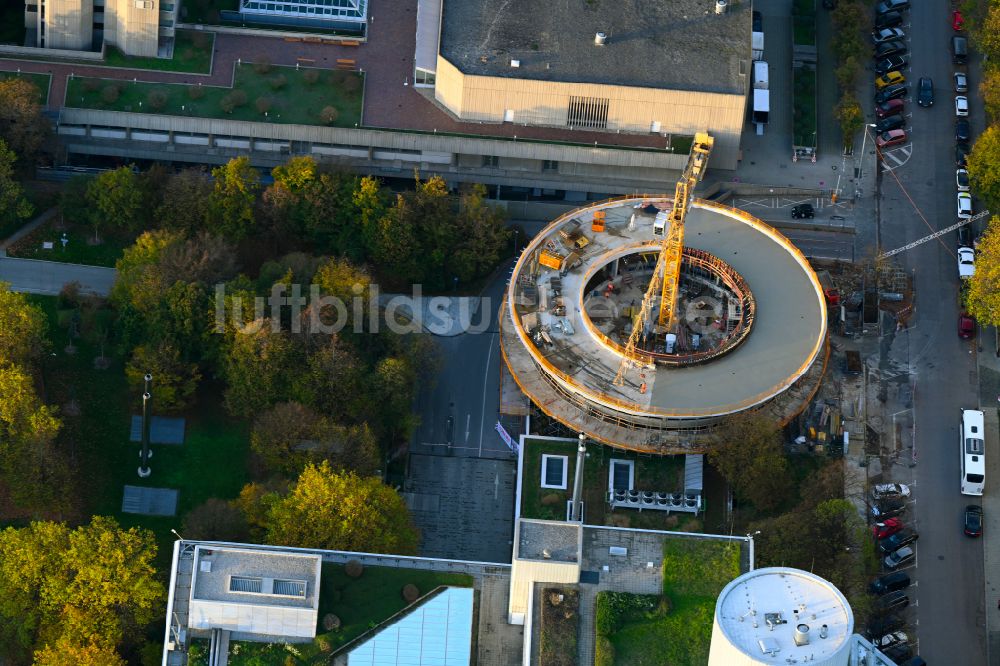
[465,413,471,444]
[881,144,913,171]
[478,332,497,457]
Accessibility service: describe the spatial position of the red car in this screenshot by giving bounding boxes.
[877,129,907,148]
[959,313,976,339]
[874,518,904,539]
[876,98,905,119]
[953,9,964,31]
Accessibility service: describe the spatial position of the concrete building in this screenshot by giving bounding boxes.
[25,0,175,56]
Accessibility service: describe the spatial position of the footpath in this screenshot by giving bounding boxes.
[979,332,1000,665]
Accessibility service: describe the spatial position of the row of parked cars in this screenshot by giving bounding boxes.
[867,482,924,665]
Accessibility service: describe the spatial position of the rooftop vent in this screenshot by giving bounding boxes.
[230,576,263,594]
[510,59,520,68]
[793,623,810,647]
[820,624,829,639]
[273,579,307,598]
[542,548,552,559]
[764,612,786,631]
[595,32,607,45]
[715,0,727,13]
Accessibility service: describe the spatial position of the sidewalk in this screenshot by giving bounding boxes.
[0,206,58,257]
[978,332,1000,665]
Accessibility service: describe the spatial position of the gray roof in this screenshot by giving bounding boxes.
[439,0,750,94]
[191,546,320,609]
[518,520,580,563]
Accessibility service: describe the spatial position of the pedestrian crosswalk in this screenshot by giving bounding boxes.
[881,144,913,171]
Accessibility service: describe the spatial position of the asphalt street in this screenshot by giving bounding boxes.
[0,256,115,296]
[872,0,986,661]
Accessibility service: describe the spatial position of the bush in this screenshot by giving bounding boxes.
[147,89,168,111]
[595,592,660,636]
[220,94,235,114]
[303,69,320,86]
[540,493,562,506]
[345,560,364,578]
[269,74,288,90]
[402,584,420,603]
[340,74,362,94]
[188,84,205,100]
[320,106,339,125]
[101,85,120,104]
[230,89,248,107]
[255,97,272,115]
[58,282,82,310]
[595,636,615,666]
[253,58,272,74]
[322,613,341,631]
[82,78,100,93]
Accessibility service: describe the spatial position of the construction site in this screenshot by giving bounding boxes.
[500,135,829,453]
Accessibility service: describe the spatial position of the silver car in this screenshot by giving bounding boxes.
[955,72,968,93]
[872,483,911,501]
[884,546,915,569]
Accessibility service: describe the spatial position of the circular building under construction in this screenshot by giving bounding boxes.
[499,196,829,453]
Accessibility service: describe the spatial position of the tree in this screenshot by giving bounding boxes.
[707,412,793,513]
[313,256,372,325]
[980,68,1000,122]
[146,89,167,111]
[209,156,260,240]
[59,175,93,225]
[158,231,238,286]
[101,85,120,104]
[452,184,511,282]
[182,498,250,542]
[966,215,1000,326]
[125,343,201,412]
[86,166,144,237]
[303,69,320,86]
[835,94,864,151]
[968,126,1000,213]
[0,139,33,227]
[272,156,317,192]
[255,96,272,115]
[156,168,213,233]
[223,321,304,417]
[112,230,183,314]
[34,635,126,666]
[320,105,339,124]
[0,282,48,366]
[975,2,1000,62]
[247,461,419,553]
[0,78,49,168]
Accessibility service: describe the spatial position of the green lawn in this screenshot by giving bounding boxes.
[66,64,364,127]
[8,220,130,267]
[521,438,700,531]
[103,29,215,74]
[598,538,742,666]
[792,66,818,148]
[29,295,250,571]
[0,71,51,105]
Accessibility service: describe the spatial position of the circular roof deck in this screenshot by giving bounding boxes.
[503,197,826,424]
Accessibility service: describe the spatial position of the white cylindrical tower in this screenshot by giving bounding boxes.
[708,567,854,666]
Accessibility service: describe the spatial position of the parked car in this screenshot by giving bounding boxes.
[879,529,919,554]
[872,498,906,519]
[958,192,973,219]
[955,71,968,93]
[957,167,970,191]
[956,95,969,116]
[956,141,971,166]
[791,203,815,219]
[866,613,905,639]
[875,84,908,104]
[953,35,969,65]
[958,224,973,248]
[917,77,934,107]
[874,591,909,614]
[872,483,911,501]
[876,10,904,28]
[875,116,905,133]
[873,631,909,649]
[956,118,971,142]
[874,518,904,539]
[958,246,975,278]
[876,129,907,149]
[870,571,911,595]
[876,70,906,90]
[965,505,983,537]
[959,313,976,340]
[884,545,915,569]
[876,98,905,119]
[953,9,964,30]
[877,0,910,14]
[883,643,914,663]
[876,55,908,75]
[873,27,906,43]
[875,40,907,59]
[753,10,763,31]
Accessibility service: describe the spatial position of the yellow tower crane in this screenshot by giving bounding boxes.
[612,132,714,387]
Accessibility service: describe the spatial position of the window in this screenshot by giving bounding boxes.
[541,454,568,489]
[608,459,634,491]
[482,155,500,168]
[414,69,436,86]
[567,95,610,129]
[542,160,558,172]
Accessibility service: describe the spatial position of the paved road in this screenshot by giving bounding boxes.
[874,0,986,660]
[0,257,115,295]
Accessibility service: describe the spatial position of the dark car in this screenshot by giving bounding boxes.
[875,40,907,59]
[791,203,815,219]
[876,98,905,119]
[957,141,971,167]
[872,498,906,520]
[965,505,983,537]
[877,0,910,13]
[883,643,914,663]
[876,10,904,28]
[917,77,934,107]
[879,529,919,554]
[753,10,763,31]
[866,613,905,639]
[876,54,908,75]
[874,591,909,614]
[875,83,908,104]
[956,118,971,142]
[959,313,976,340]
[875,116,905,133]
[870,571,911,595]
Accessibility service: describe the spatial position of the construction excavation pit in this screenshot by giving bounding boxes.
[500,197,829,453]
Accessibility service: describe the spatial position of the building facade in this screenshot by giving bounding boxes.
[25,0,174,57]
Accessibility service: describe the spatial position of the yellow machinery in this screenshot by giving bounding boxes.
[613,132,714,386]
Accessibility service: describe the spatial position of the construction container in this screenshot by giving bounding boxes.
[539,249,564,270]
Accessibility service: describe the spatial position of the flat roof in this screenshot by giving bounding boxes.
[191,545,320,609]
[439,0,750,94]
[518,520,580,563]
[715,568,853,660]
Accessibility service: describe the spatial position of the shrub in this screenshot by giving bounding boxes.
[595,592,660,635]
[101,85,120,104]
[253,58,272,74]
[188,84,205,100]
[320,105,339,125]
[340,73,362,94]
[269,74,288,91]
[82,78,100,93]
[58,282,82,310]
[303,69,320,86]
[322,613,341,631]
[220,94,235,114]
[595,636,615,666]
[230,89,248,107]
[255,97,272,115]
[540,493,562,506]
[402,584,420,603]
[344,560,364,578]
[147,89,168,111]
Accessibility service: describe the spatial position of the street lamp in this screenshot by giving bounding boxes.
[170,529,184,541]
[746,530,761,571]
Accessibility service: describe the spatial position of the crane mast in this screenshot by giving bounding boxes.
[612,132,714,386]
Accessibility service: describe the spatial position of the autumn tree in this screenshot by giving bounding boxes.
[87,166,144,238]
[0,282,48,366]
[966,215,1000,326]
[223,321,305,417]
[981,68,1000,122]
[0,139,33,228]
[156,167,213,233]
[451,184,511,282]
[975,2,1000,62]
[968,125,1000,212]
[243,461,418,553]
[125,343,202,412]
[209,156,260,240]
[708,412,793,513]
[0,78,49,168]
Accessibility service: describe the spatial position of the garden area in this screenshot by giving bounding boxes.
[8,215,131,266]
[594,538,742,666]
[520,438,708,532]
[65,63,364,127]
[0,71,50,105]
[539,587,579,666]
[104,29,215,74]
[187,562,474,665]
[792,65,818,150]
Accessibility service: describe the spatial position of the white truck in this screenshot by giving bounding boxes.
[752,11,764,61]
[752,61,769,135]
